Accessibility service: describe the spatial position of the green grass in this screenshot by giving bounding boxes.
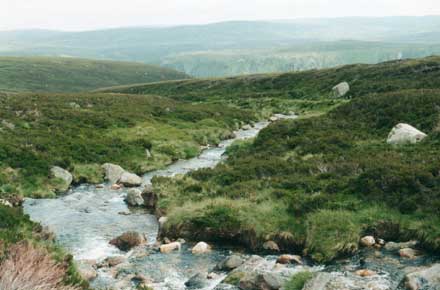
[284,272,314,290]
[153,87,440,262]
[0,56,189,93]
[0,92,256,198]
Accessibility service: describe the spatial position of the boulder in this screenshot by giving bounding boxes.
[76,261,97,281]
[217,255,245,271]
[355,269,377,277]
[125,188,144,206]
[142,184,158,209]
[276,254,302,265]
[192,241,211,254]
[404,264,440,290]
[109,231,146,251]
[185,272,209,289]
[331,82,350,98]
[303,271,391,290]
[399,248,422,259]
[102,163,125,184]
[111,184,122,190]
[160,241,181,254]
[50,166,73,192]
[158,216,168,227]
[269,116,279,122]
[387,123,427,145]
[239,273,284,290]
[104,256,127,267]
[243,124,252,130]
[119,172,143,187]
[360,236,376,247]
[0,199,13,208]
[263,241,280,252]
[384,241,418,251]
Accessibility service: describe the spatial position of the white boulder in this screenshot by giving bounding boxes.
[331,82,350,98]
[160,242,181,254]
[387,123,427,145]
[125,188,144,206]
[360,236,376,247]
[102,163,125,184]
[119,172,143,187]
[192,242,211,254]
[50,166,73,192]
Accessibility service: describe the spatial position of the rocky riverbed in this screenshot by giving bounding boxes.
[23,115,440,290]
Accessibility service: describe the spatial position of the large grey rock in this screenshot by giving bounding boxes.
[119,172,143,187]
[76,261,97,281]
[384,241,418,251]
[404,264,440,290]
[125,188,144,206]
[142,184,158,209]
[109,231,146,251]
[331,82,350,98]
[217,255,245,271]
[102,163,125,184]
[387,124,427,145]
[303,272,392,290]
[185,272,209,289]
[50,166,73,192]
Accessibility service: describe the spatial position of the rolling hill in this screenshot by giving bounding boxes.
[0,56,189,92]
[2,17,440,77]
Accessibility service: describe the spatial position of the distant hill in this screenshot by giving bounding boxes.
[0,56,189,92]
[2,17,440,77]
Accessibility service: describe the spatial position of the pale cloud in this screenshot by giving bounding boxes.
[1,0,440,31]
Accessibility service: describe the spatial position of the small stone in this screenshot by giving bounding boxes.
[360,236,376,247]
[109,231,146,251]
[400,248,422,259]
[160,242,181,254]
[276,254,302,265]
[111,184,121,190]
[262,241,280,252]
[192,242,211,254]
[355,269,377,277]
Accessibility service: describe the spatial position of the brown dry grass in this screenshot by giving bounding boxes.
[0,241,80,290]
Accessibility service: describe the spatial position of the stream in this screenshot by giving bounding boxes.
[23,114,439,290]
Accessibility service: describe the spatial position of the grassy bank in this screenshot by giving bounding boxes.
[0,92,257,199]
[152,89,440,263]
[0,56,189,93]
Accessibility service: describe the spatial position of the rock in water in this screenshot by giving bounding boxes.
[276,254,302,265]
[109,231,146,251]
[217,255,245,270]
[119,172,143,187]
[142,184,158,209]
[331,82,350,98]
[125,188,144,206]
[360,236,376,247]
[102,163,125,184]
[50,166,73,192]
[76,261,97,281]
[387,123,427,145]
[384,240,418,251]
[185,272,209,289]
[192,241,211,254]
[263,241,280,252]
[404,264,440,290]
[160,242,181,254]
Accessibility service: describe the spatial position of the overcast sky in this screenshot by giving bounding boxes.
[2,0,440,31]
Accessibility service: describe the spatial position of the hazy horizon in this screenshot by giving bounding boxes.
[3,0,440,31]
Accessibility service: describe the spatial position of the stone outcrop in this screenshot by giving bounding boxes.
[102,163,125,184]
[50,166,73,192]
[404,264,440,290]
[109,231,146,251]
[217,255,245,271]
[119,172,143,187]
[125,188,144,206]
[387,123,427,145]
[142,184,158,209]
[331,82,350,98]
[160,241,181,254]
[192,242,211,254]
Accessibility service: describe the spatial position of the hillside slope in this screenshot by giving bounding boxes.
[0,56,189,92]
[2,17,440,77]
[102,56,440,100]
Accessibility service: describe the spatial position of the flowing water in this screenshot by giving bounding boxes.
[23,114,438,290]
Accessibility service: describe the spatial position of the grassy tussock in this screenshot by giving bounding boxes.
[0,241,81,290]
